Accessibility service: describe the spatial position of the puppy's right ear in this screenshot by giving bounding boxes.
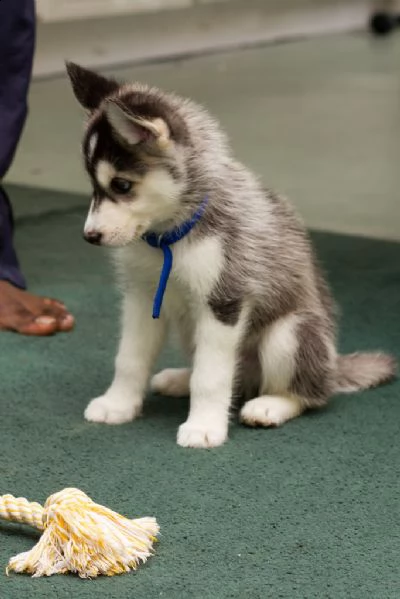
[65,62,120,111]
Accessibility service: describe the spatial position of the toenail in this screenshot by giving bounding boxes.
[35,316,56,325]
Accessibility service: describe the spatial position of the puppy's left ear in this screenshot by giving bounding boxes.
[105,100,170,148]
[66,62,120,111]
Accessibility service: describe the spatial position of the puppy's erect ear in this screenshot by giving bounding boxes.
[104,100,170,148]
[66,62,120,111]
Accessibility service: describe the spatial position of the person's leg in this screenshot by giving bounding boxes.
[0,0,35,179]
[0,0,74,334]
[0,189,26,290]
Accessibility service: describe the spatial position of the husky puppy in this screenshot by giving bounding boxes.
[66,62,395,448]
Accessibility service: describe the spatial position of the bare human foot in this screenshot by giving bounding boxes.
[0,281,74,336]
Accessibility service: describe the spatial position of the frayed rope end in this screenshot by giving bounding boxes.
[1,488,159,578]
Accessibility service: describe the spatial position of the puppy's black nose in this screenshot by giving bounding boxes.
[84,230,102,245]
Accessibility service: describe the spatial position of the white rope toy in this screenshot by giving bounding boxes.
[0,488,159,578]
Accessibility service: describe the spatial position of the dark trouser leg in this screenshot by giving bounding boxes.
[0,189,26,288]
[0,0,35,289]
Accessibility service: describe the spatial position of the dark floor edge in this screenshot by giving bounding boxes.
[33,28,364,83]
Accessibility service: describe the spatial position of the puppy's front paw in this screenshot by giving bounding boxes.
[177,419,228,449]
[84,394,141,425]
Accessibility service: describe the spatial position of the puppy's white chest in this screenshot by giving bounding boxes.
[117,234,223,314]
[173,235,223,299]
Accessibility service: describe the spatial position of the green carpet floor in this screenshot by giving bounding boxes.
[0,185,399,598]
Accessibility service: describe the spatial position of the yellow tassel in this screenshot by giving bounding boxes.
[0,488,159,578]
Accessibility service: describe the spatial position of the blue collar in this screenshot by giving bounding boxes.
[142,196,209,318]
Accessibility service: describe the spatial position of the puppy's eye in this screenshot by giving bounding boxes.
[110,177,132,194]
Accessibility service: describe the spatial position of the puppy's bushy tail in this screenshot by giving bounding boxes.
[335,352,396,393]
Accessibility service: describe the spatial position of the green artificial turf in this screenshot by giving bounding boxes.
[0,185,399,598]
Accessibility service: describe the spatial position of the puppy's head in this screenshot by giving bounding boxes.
[66,62,189,247]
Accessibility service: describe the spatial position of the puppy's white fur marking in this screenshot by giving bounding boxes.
[151,368,191,398]
[174,236,223,300]
[84,199,96,234]
[137,168,182,216]
[85,291,166,424]
[96,160,116,189]
[84,198,140,246]
[88,132,98,160]
[177,421,228,449]
[84,394,142,425]
[259,313,299,394]
[177,308,246,449]
[240,395,304,427]
[86,168,183,247]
